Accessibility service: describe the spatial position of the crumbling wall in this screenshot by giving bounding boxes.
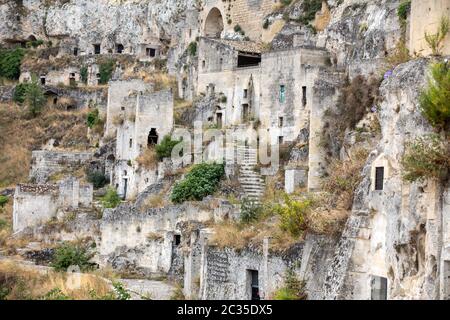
[30,150,93,184]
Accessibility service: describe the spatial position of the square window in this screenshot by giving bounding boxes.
[371,276,387,300]
[146,48,156,57]
[94,44,101,55]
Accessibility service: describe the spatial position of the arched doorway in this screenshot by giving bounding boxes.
[204,8,224,38]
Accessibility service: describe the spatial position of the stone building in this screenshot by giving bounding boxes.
[110,82,174,200]
[13,178,93,233]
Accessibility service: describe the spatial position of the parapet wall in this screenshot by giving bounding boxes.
[30,150,93,184]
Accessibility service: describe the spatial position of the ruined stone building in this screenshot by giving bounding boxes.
[1,0,450,301]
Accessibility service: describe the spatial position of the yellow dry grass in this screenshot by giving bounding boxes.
[0,103,90,188]
[0,260,112,300]
[136,148,158,169]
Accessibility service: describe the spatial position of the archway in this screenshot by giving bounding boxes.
[148,128,159,146]
[204,8,224,38]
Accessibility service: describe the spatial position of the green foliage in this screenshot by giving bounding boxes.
[0,219,7,230]
[296,0,323,25]
[86,108,100,128]
[98,59,115,84]
[41,288,70,300]
[25,76,45,117]
[80,66,88,84]
[397,1,411,23]
[419,62,450,130]
[102,187,121,208]
[12,83,29,104]
[0,195,8,208]
[402,134,449,182]
[187,42,197,56]
[87,170,109,189]
[273,269,307,300]
[0,48,25,80]
[170,163,225,204]
[50,243,95,272]
[88,282,131,300]
[155,135,182,160]
[26,39,44,48]
[273,195,313,238]
[424,16,450,56]
[240,198,263,224]
[281,0,292,6]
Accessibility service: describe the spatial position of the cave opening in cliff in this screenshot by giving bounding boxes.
[148,128,159,146]
[247,270,260,300]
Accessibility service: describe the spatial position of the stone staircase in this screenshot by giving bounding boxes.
[236,145,265,202]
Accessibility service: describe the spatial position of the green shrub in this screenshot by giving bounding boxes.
[419,62,450,130]
[155,135,182,160]
[0,195,8,208]
[296,0,323,25]
[234,24,243,33]
[98,59,115,84]
[273,269,307,300]
[273,195,313,238]
[424,16,449,56]
[240,198,263,224]
[26,39,44,48]
[80,66,88,84]
[86,108,100,128]
[24,76,45,117]
[12,83,29,104]
[0,48,25,80]
[187,42,197,56]
[397,1,411,23]
[50,243,95,272]
[102,187,121,208]
[170,163,225,203]
[402,134,449,182]
[87,170,109,189]
[0,219,7,230]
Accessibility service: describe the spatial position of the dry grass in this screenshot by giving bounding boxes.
[146,232,164,242]
[321,147,369,210]
[0,103,90,188]
[142,194,166,210]
[136,148,158,169]
[0,260,111,300]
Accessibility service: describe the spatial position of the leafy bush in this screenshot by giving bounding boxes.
[12,83,29,104]
[102,187,121,208]
[50,243,95,272]
[273,195,313,238]
[187,42,197,56]
[111,282,131,300]
[26,39,44,48]
[397,1,411,24]
[419,62,450,130]
[402,134,449,182]
[273,269,307,300]
[155,135,182,160]
[0,219,7,230]
[240,198,263,224]
[0,48,25,80]
[24,77,45,117]
[98,59,115,84]
[86,108,100,128]
[296,0,323,25]
[0,195,8,208]
[424,16,449,56]
[87,170,109,189]
[170,163,225,203]
[41,288,70,300]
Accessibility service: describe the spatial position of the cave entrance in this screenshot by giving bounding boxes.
[204,8,224,38]
[148,128,159,146]
[116,44,124,54]
[216,112,223,129]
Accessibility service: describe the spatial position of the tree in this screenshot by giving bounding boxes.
[419,62,450,130]
[25,76,45,117]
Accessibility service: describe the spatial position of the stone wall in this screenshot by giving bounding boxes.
[30,150,93,184]
[410,0,450,56]
[13,178,93,233]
